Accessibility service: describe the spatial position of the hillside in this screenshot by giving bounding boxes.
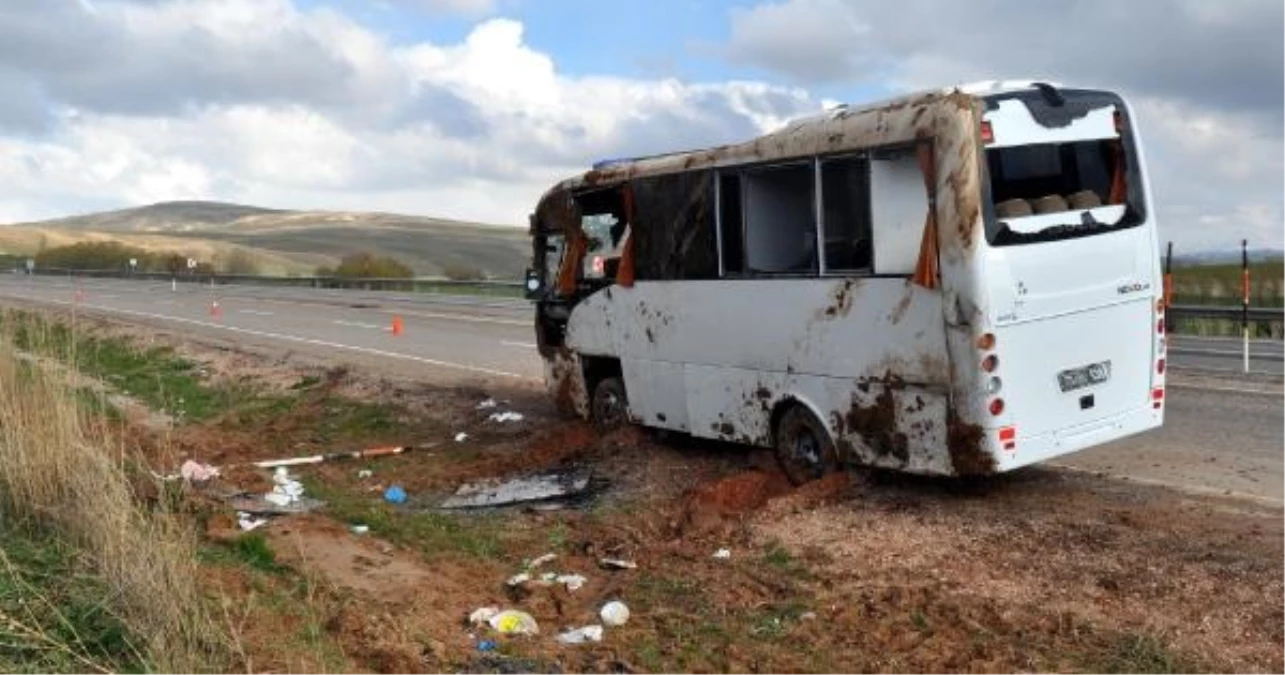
[2,201,531,278]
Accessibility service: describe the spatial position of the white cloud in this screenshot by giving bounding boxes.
[0,5,817,229]
[722,0,1284,250]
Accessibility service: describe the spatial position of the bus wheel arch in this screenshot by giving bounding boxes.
[770,398,840,486]
[581,355,627,431]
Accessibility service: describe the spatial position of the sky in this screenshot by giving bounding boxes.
[0,0,1280,251]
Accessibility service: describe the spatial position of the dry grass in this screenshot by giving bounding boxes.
[0,315,225,672]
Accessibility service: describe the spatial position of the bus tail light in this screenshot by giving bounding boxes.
[981,121,994,144]
[1157,317,1165,334]
[981,354,999,373]
[989,398,1005,416]
[986,376,1002,394]
[998,425,1016,451]
[1156,358,1165,375]
[1151,387,1164,409]
[976,333,996,350]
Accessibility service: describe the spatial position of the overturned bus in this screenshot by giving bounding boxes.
[524,80,1165,484]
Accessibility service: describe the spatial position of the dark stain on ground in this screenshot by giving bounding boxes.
[645,327,656,344]
[947,415,994,475]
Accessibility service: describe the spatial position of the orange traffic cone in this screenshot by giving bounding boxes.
[391,315,404,337]
[209,300,223,320]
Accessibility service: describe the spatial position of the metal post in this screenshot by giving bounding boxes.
[1241,239,1250,373]
[1163,241,1173,332]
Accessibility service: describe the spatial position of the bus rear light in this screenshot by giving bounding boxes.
[989,398,1005,416]
[986,376,1002,394]
[998,425,1016,450]
[981,121,994,144]
[1157,317,1165,334]
[1151,387,1164,408]
[981,354,999,373]
[976,333,996,350]
[1156,358,1165,374]
[1156,298,1165,312]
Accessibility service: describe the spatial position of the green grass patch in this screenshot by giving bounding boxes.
[1073,631,1202,674]
[0,523,147,673]
[305,479,506,561]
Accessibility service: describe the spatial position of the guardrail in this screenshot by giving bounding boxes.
[1167,304,1283,323]
[22,267,525,297]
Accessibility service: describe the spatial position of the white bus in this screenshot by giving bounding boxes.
[523,80,1165,484]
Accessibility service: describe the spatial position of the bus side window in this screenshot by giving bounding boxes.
[820,156,873,272]
[742,163,817,275]
[719,173,744,275]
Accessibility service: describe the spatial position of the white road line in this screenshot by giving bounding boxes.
[381,309,529,326]
[238,309,275,316]
[98,294,119,299]
[333,319,383,330]
[501,340,537,349]
[2,293,534,380]
[1167,381,1285,397]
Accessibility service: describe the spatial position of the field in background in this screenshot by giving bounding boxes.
[2,201,530,279]
[1171,260,1284,308]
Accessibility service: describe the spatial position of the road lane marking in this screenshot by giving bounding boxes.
[333,319,383,330]
[237,309,275,316]
[1,294,535,380]
[1167,381,1285,397]
[501,340,537,349]
[379,309,528,326]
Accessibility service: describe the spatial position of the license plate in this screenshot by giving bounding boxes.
[1057,360,1111,393]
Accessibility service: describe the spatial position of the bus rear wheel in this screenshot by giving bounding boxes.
[590,376,628,431]
[774,405,839,486]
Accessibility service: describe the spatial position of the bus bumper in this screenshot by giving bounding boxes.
[990,403,1164,472]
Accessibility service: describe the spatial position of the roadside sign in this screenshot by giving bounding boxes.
[25,259,33,271]
[187,258,197,269]
[129,258,137,269]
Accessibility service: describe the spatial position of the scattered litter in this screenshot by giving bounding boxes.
[476,398,498,410]
[271,467,305,504]
[477,640,497,652]
[506,572,531,587]
[384,485,407,504]
[599,558,637,570]
[440,471,592,510]
[555,574,587,591]
[556,625,603,645]
[454,432,469,442]
[527,553,558,569]
[488,411,525,423]
[489,610,539,635]
[799,611,817,621]
[469,607,499,626]
[248,444,432,470]
[712,548,731,560]
[350,524,370,535]
[236,512,267,531]
[599,601,630,627]
[538,572,557,583]
[180,460,220,483]
[224,494,326,515]
[357,469,373,479]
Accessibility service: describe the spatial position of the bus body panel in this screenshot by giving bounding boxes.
[561,278,962,473]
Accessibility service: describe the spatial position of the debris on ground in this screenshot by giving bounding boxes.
[455,432,469,442]
[556,625,603,645]
[598,558,637,570]
[489,610,539,635]
[488,411,525,423]
[249,444,428,469]
[526,553,557,569]
[236,512,267,531]
[712,548,731,560]
[476,398,498,410]
[599,601,630,627]
[266,467,305,506]
[476,640,497,652]
[384,485,407,504]
[350,524,370,535]
[357,469,373,479]
[180,460,220,483]
[555,574,587,591]
[506,572,531,587]
[469,607,500,626]
[440,470,592,510]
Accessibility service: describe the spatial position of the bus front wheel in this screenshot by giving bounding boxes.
[774,405,839,486]
[591,376,628,431]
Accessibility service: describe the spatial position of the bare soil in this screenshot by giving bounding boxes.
[43,316,1285,672]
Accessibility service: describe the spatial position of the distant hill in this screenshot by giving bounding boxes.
[1,201,531,278]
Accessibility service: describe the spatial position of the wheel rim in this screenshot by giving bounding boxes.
[594,385,625,427]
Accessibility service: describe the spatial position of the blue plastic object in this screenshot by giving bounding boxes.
[383,485,407,504]
[477,640,497,652]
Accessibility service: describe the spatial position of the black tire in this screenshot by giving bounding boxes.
[590,376,628,431]
[774,405,839,486]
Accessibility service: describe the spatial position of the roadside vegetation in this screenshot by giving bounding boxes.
[1170,260,1284,338]
[32,241,264,276]
[0,309,1275,673]
[316,252,414,279]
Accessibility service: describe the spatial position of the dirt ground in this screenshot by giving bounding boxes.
[37,313,1285,672]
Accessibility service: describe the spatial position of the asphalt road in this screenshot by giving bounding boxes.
[0,274,1279,502]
